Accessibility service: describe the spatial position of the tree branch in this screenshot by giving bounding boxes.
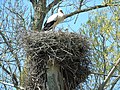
[110,75,120,90]
[64,4,119,19]
[98,58,120,90]
[0,30,21,72]
[0,62,18,86]
[30,0,37,8]
[46,0,62,13]
[5,7,26,30]
[101,34,106,80]
[79,0,84,9]
[91,72,120,77]
[0,81,24,90]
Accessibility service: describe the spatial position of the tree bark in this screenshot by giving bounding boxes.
[33,0,46,31]
[46,59,64,90]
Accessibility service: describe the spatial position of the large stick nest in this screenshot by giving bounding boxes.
[20,30,92,90]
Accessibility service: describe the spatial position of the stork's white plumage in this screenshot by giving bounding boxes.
[42,8,64,31]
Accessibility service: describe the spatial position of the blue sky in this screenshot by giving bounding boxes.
[56,0,103,32]
[0,0,103,32]
[0,0,120,90]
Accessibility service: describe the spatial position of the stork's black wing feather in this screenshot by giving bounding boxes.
[42,20,56,31]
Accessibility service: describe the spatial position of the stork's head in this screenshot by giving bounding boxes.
[58,8,64,14]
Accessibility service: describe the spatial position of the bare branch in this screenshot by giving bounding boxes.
[0,62,11,75]
[0,81,24,90]
[100,34,106,80]
[30,0,37,7]
[0,30,21,72]
[0,62,18,86]
[64,4,119,19]
[98,58,120,90]
[79,0,84,9]
[91,72,120,77]
[5,7,26,30]
[110,75,120,90]
[46,0,62,13]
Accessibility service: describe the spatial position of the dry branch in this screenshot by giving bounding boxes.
[0,30,21,72]
[0,81,24,90]
[0,62,18,88]
[46,0,62,13]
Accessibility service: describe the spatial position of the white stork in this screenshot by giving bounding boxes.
[42,8,64,31]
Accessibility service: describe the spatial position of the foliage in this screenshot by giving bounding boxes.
[80,8,120,90]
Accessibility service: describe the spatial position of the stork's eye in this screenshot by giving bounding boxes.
[60,10,63,13]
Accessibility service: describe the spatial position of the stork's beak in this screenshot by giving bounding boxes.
[60,10,64,14]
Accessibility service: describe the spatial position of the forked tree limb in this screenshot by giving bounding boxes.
[110,75,120,90]
[46,0,62,13]
[0,62,18,86]
[0,30,21,72]
[98,58,120,90]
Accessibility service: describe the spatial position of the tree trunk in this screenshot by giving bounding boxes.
[46,59,64,90]
[33,1,46,31]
